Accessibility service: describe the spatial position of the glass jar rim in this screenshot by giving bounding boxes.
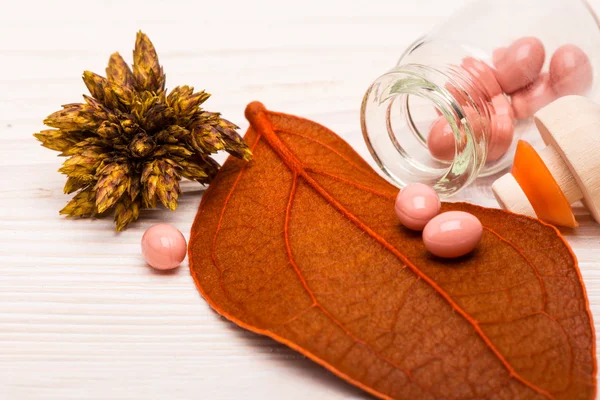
[361,64,506,197]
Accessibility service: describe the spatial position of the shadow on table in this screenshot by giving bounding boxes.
[215,310,372,399]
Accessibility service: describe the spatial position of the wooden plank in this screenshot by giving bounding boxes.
[1,0,599,398]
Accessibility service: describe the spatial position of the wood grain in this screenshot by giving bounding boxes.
[1,0,600,399]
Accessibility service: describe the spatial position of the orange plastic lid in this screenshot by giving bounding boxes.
[512,140,578,228]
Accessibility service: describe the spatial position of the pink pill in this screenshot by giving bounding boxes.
[491,94,514,120]
[511,73,557,120]
[427,109,481,161]
[493,47,507,66]
[485,95,514,162]
[461,57,502,97]
[549,44,593,96]
[395,183,441,231]
[423,211,483,259]
[494,37,545,94]
[141,224,187,270]
[463,106,484,141]
[427,116,455,161]
[487,114,514,161]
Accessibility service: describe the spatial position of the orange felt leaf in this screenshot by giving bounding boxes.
[189,102,596,400]
[512,140,578,228]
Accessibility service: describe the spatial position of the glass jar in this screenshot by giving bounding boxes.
[361,0,600,197]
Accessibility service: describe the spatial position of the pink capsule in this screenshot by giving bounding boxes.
[493,47,507,65]
[491,94,514,120]
[549,44,593,96]
[485,95,514,162]
[423,211,483,259]
[463,106,484,141]
[427,116,455,161]
[141,224,187,270]
[487,114,514,161]
[493,37,546,94]
[461,57,502,97]
[511,73,557,120]
[395,183,441,231]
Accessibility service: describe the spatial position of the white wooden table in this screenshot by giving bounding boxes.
[1,0,600,398]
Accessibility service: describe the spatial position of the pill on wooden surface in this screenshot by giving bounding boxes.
[549,44,593,96]
[493,37,546,94]
[511,73,557,120]
[423,211,483,258]
[395,183,441,231]
[141,224,187,270]
[461,57,502,97]
[427,116,455,161]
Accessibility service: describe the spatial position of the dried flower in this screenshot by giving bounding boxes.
[34,31,251,231]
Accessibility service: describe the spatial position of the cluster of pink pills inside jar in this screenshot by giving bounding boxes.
[427,37,593,163]
[394,184,483,259]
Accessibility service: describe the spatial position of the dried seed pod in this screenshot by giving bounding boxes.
[34,31,252,231]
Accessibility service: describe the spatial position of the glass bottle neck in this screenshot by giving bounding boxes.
[361,63,503,197]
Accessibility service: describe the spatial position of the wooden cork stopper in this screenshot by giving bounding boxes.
[492,173,536,218]
[492,95,600,225]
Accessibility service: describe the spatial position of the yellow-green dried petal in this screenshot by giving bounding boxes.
[60,139,105,156]
[167,86,210,117]
[141,159,180,210]
[44,104,102,131]
[82,71,110,104]
[94,163,130,213]
[142,104,175,133]
[109,81,135,107]
[96,121,121,140]
[119,118,139,135]
[166,85,193,105]
[64,176,92,194]
[173,156,215,183]
[128,133,156,158]
[217,125,252,161]
[59,149,105,177]
[157,184,179,210]
[189,125,225,153]
[156,164,180,210]
[129,174,142,200]
[114,196,141,231]
[82,95,109,115]
[60,188,96,217]
[133,31,165,93]
[217,117,239,130]
[34,129,80,152]
[106,52,135,88]
[161,144,193,158]
[155,126,188,143]
[143,175,158,208]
